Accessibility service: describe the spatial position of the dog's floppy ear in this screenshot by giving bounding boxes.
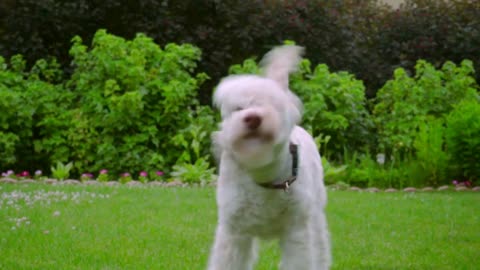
[211,131,223,163]
[287,92,303,125]
[261,45,304,90]
[212,76,238,117]
[212,80,228,117]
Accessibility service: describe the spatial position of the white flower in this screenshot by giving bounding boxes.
[376,153,385,165]
[53,211,61,217]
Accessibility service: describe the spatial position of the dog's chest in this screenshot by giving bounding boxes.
[221,187,295,238]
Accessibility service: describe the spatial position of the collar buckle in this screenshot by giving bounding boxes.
[284,181,290,193]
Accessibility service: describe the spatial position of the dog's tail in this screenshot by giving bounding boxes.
[261,45,304,90]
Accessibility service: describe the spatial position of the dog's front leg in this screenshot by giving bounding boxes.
[207,225,258,270]
[279,224,314,270]
[312,211,331,269]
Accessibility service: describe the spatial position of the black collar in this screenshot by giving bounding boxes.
[258,142,298,192]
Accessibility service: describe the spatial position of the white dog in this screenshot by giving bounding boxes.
[207,45,331,270]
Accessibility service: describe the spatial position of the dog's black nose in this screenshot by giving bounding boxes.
[244,114,262,130]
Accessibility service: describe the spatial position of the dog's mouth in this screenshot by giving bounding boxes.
[231,130,277,168]
[242,131,274,142]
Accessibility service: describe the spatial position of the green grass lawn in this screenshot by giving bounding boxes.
[0,184,478,270]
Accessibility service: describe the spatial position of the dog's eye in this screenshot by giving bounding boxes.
[234,106,243,112]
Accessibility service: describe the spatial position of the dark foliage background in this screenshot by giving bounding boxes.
[1,0,478,102]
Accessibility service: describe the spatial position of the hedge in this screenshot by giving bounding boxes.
[1,0,479,102]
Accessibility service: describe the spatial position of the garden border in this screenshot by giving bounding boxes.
[1,177,479,192]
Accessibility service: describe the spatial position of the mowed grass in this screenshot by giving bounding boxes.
[0,184,478,270]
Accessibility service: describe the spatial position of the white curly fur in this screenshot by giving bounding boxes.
[208,45,331,270]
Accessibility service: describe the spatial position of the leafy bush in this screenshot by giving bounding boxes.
[0,54,67,172]
[412,120,449,186]
[41,29,214,176]
[291,61,373,159]
[119,173,133,184]
[321,157,347,185]
[445,100,480,183]
[170,158,216,184]
[51,161,73,180]
[336,151,428,188]
[172,107,217,166]
[0,56,24,166]
[1,30,216,179]
[373,59,478,156]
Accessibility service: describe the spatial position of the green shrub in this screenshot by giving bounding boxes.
[0,30,217,180]
[337,152,379,188]
[337,151,425,189]
[445,100,480,183]
[36,30,215,177]
[172,106,217,166]
[0,55,67,172]
[170,158,216,184]
[413,119,449,186]
[50,161,73,180]
[373,59,478,156]
[291,61,373,159]
[342,98,477,188]
[26,59,72,172]
[0,55,30,167]
[119,173,133,184]
[321,157,347,185]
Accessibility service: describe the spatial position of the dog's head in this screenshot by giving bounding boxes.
[213,45,303,169]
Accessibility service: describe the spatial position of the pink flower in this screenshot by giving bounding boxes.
[121,172,130,177]
[20,171,30,177]
[139,171,148,177]
[156,171,164,176]
[452,180,459,185]
[81,173,93,179]
[100,169,108,174]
